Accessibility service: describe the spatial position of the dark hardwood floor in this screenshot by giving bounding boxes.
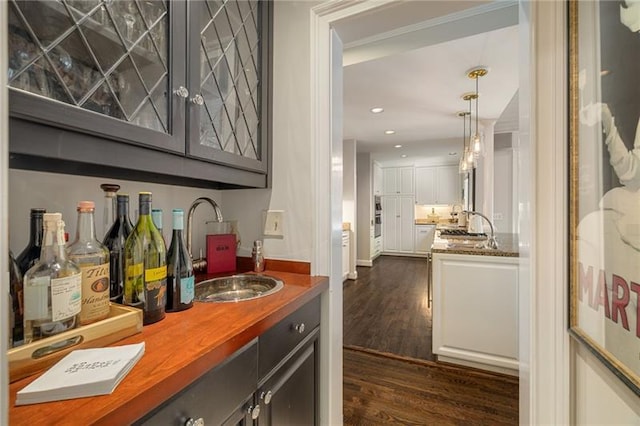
[343,347,519,425]
[344,255,432,360]
[343,255,519,425]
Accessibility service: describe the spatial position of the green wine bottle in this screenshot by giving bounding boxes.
[124,192,167,325]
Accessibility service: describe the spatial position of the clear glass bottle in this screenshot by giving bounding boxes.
[9,250,24,348]
[166,209,194,312]
[23,213,81,343]
[67,201,111,325]
[16,208,46,275]
[103,194,134,304]
[100,183,120,239]
[124,192,167,325]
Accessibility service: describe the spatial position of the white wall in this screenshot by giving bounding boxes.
[8,170,222,258]
[494,148,514,233]
[342,139,356,227]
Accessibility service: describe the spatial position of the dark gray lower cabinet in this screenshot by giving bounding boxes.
[137,296,321,426]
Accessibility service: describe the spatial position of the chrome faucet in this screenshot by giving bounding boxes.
[186,197,224,270]
[462,210,499,250]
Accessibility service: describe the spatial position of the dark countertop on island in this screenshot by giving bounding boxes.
[431,233,519,257]
[9,269,329,425]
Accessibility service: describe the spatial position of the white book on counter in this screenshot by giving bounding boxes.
[16,342,145,406]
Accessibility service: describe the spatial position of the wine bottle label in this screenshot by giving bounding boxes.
[124,263,144,307]
[24,276,49,320]
[180,276,195,304]
[78,263,110,325]
[50,273,82,322]
[145,266,167,282]
[144,266,167,312]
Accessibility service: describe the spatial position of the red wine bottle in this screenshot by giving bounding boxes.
[166,209,194,312]
[103,195,133,304]
[9,250,24,347]
[16,208,46,275]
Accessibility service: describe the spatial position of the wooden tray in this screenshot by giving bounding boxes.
[8,304,143,383]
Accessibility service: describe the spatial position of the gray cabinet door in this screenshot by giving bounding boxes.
[186,0,270,173]
[8,0,187,154]
[257,331,318,426]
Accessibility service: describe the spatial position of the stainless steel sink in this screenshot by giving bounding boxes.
[194,274,284,303]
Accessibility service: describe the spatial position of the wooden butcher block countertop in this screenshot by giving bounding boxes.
[9,270,329,425]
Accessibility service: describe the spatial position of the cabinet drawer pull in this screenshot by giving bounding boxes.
[248,404,261,420]
[174,86,189,98]
[190,94,204,105]
[260,390,273,405]
[294,323,305,334]
[184,417,204,426]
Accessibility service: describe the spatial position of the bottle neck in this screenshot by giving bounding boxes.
[30,214,44,246]
[117,199,130,219]
[75,210,97,242]
[41,223,67,261]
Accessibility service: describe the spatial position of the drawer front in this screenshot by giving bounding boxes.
[138,339,258,425]
[259,296,321,379]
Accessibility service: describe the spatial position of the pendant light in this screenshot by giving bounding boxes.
[462,93,477,169]
[468,67,488,158]
[458,111,470,174]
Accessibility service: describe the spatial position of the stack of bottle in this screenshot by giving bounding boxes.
[9,190,195,349]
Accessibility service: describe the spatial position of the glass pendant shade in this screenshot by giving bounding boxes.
[471,132,484,157]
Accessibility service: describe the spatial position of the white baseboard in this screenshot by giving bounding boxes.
[347,271,358,279]
[356,259,373,267]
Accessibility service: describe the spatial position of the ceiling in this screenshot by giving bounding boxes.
[334,1,520,167]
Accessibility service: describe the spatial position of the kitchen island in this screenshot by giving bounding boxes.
[432,233,519,375]
[8,269,328,425]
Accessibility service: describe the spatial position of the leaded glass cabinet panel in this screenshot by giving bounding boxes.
[186,0,270,173]
[8,0,186,153]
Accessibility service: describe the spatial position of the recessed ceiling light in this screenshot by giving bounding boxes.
[385,130,395,135]
[370,107,384,113]
[394,144,402,148]
[401,154,407,158]
[448,152,457,156]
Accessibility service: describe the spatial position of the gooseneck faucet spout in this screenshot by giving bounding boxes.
[462,210,499,250]
[186,197,224,261]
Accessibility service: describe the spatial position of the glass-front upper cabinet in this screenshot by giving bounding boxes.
[8,0,187,153]
[186,0,270,173]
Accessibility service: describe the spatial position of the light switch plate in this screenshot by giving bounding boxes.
[263,210,284,237]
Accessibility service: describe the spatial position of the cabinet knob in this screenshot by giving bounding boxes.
[190,94,204,106]
[174,86,189,98]
[294,323,305,334]
[260,390,273,405]
[248,404,261,420]
[184,417,204,426]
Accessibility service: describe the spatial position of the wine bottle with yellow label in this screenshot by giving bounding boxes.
[124,192,167,325]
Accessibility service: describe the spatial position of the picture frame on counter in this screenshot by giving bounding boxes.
[569,0,640,396]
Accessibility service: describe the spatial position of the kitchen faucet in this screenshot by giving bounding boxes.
[462,210,499,250]
[186,197,224,270]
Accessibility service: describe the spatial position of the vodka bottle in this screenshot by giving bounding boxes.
[124,192,167,325]
[67,201,111,325]
[166,209,194,312]
[23,213,81,343]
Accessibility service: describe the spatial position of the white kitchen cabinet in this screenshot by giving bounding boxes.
[342,231,350,280]
[373,161,383,196]
[382,196,415,253]
[414,224,436,255]
[415,165,460,205]
[432,253,519,375]
[383,167,414,195]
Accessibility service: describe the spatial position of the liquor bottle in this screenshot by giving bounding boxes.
[23,213,81,343]
[103,194,133,304]
[124,192,167,325]
[67,201,110,325]
[166,209,194,312]
[100,183,120,239]
[16,208,46,275]
[9,250,24,348]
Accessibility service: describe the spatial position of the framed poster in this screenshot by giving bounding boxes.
[569,0,640,395]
